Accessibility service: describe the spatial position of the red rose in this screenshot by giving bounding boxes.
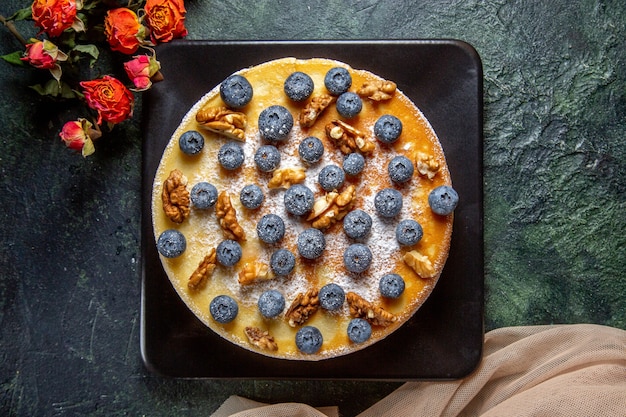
[31,0,82,38]
[104,8,146,55]
[144,0,188,43]
[80,76,135,124]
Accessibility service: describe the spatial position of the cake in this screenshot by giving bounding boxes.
[151,57,458,360]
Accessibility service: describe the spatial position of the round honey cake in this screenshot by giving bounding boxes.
[151,57,458,360]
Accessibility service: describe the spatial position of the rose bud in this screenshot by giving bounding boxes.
[123,54,162,91]
[59,118,102,157]
[21,39,68,82]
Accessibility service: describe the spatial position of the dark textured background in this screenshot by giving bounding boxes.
[1,0,624,415]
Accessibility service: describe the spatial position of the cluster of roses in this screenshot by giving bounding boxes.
[16,0,187,156]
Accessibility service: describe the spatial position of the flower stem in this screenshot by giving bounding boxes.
[0,14,28,47]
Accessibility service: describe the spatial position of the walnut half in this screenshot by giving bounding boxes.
[299,94,335,128]
[346,292,397,327]
[357,79,397,101]
[307,185,356,230]
[188,249,217,290]
[238,262,274,285]
[195,106,246,141]
[162,169,190,224]
[415,152,440,180]
[244,327,278,351]
[285,289,319,327]
[215,191,246,241]
[267,167,306,189]
[325,120,375,155]
[403,250,436,278]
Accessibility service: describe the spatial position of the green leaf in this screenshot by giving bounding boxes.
[29,83,52,96]
[59,31,76,49]
[8,7,32,21]
[1,51,26,66]
[82,138,95,157]
[30,80,59,96]
[29,80,78,99]
[59,82,77,99]
[73,44,100,67]
[81,0,100,11]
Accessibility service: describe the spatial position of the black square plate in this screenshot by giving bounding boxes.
[141,40,483,379]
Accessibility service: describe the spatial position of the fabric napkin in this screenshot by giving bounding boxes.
[211,324,626,416]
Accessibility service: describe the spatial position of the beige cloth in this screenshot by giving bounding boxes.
[211,324,626,417]
[211,395,339,417]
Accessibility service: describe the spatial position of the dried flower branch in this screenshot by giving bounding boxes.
[1,0,189,157]
[0,14,28,46]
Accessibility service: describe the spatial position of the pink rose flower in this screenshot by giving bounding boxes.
[59,118,101,157]
[22,40,55,69]
[123,54,162,90]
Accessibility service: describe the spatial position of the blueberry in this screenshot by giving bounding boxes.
[156,229,186,258]
[297,228,326,260]
[210,295,239,323]
[388,155,414,184]
[374,188,403,218]
[298,136,324,164]
[178,130,204,155]
[258,105,293,142]
[343,209,372,239]
[336,92,363,119]
[379,273,405,298]
[284,184,314,216]
[295,325,323,354]
[239,184,264,209]
[374,114,403,144]
[396,219,423,246]
[256,213,285,244]
[254,144,281,172]
[347,318,372,343]
[218,141,245,170]
[318,164,345,192]
[190,182,218,209]
[324,67,352,95]
[216,239,242,266]
[270,248,296,276]
[284,71,314,102]
[343,153,365,176]
[319,283,345,311]
[343,243,372,273]
[428,185,459,215]
[258,290,286,318]
[220,74,253,109]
